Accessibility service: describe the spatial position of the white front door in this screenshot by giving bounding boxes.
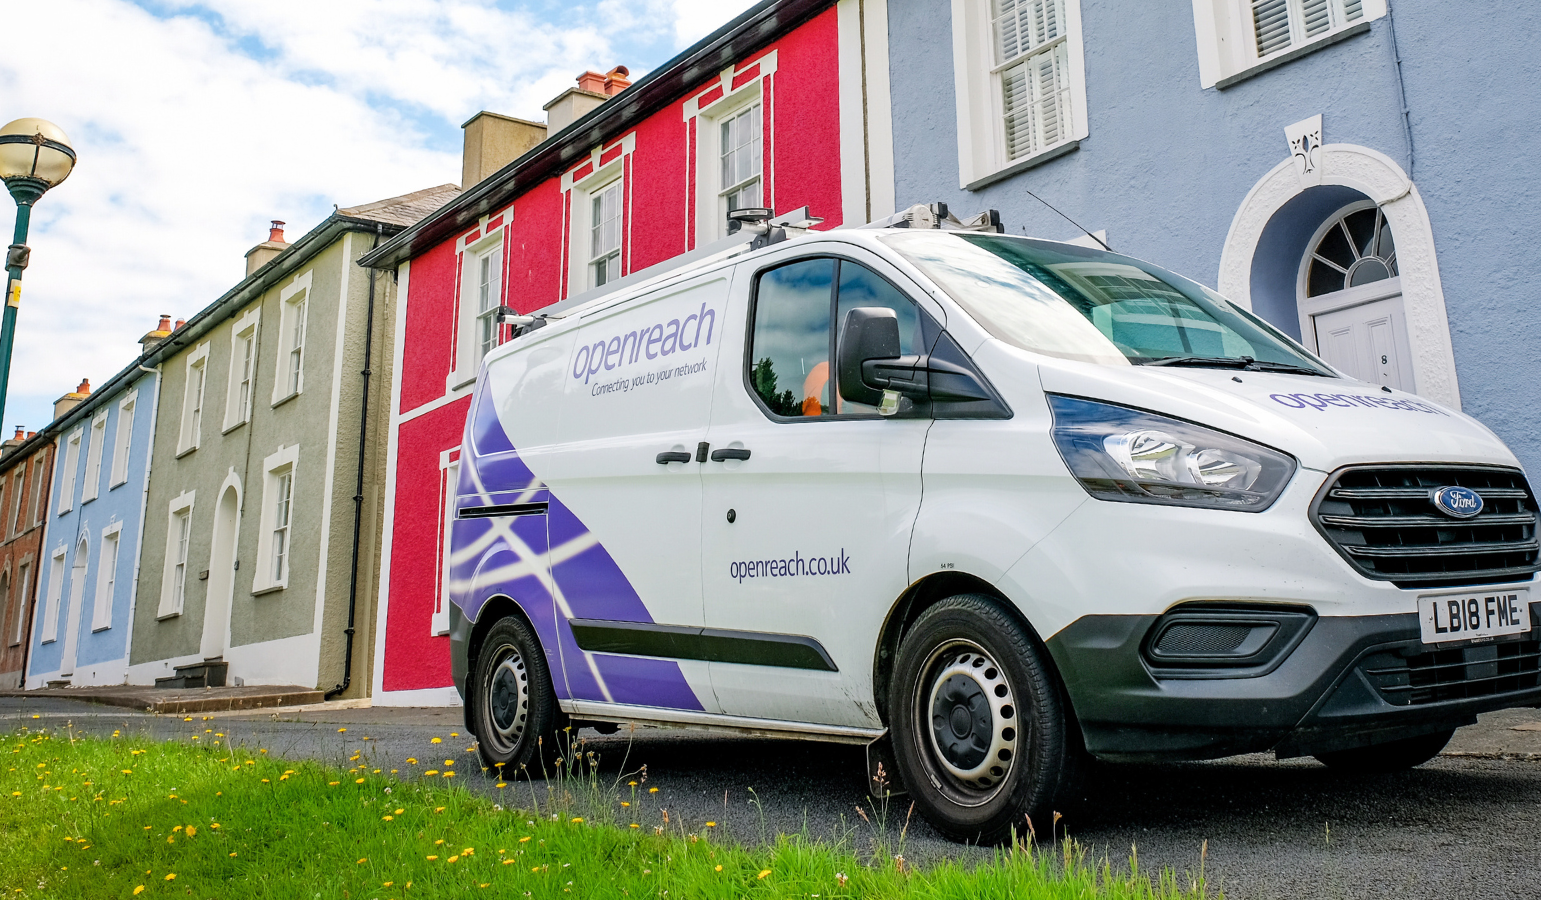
[699,251,936,728]
[60,542,87,677]
[1308,282,1414,391]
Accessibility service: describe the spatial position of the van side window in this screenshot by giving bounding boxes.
[750,259,836,417]
[749,257,924,419]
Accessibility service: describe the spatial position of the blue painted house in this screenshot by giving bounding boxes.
[25,326,165,688]
[883,0,1541,474]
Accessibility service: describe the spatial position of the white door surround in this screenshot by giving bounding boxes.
[201,478,241,662]
[1218,143,1460,410]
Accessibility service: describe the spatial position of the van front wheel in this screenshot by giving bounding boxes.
[888,595,1079,844]
[471,616,563,776]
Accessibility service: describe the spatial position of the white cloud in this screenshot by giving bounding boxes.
[0,0,754,433]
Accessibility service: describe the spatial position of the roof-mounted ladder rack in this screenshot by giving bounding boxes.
[859,202,1004,233]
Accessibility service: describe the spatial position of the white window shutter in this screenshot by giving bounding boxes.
[1251,0,1293,57]
[1301,0,1332,38]
[1343,0,1364,21]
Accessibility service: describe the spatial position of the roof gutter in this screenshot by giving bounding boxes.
[358,0,834,271]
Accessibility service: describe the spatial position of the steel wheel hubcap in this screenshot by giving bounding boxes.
[487,646,529,746]
[925,645,1018,790]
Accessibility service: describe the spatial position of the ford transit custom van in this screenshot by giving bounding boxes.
[447,215,1539,843]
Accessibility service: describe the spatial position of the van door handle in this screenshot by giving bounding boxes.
[656,451,692,464]
[710,448,751,462]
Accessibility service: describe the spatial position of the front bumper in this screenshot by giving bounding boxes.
[1046,605,1541,761]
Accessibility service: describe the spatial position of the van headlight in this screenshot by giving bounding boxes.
[1048,395,1296,511]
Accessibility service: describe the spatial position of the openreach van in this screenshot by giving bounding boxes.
[448,205,1540,843]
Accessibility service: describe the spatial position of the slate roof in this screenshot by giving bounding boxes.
[339,183,463,228]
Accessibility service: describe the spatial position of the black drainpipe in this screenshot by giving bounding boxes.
[326,225,382,699]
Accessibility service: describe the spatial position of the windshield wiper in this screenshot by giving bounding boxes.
[1141,355,1328,376]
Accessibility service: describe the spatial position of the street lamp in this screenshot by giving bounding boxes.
[0,117,76,429]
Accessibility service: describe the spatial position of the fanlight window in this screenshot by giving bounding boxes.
[1306,205,1397,298]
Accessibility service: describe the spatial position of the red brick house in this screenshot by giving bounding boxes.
[363,0,896,703]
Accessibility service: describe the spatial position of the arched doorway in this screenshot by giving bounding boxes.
[60,536,88,678]
[1298,200,1411,389]
[1218,143,1460,408]
[201,482,240,661]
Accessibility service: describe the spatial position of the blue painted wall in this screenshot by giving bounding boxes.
[886,2,1541,475]
[27,370,158,684]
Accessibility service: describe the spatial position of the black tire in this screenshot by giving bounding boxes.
[1314,728,1454,773]
[887,594,1082,844]
[469,615,565,777]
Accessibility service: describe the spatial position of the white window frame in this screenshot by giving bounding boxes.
[41,546,65,643]
[561,134,636,299]
[1190,0,1385,89]
[92,522,123,632]
[57,429,82,515]
[9,468,24,538]
[225,306,260,431]
[586,177,624,289]
[0,567,11,648]
[685,55,776,244]
[950,0,1089,190]
[109,390,137,488]
[30,450,46,527]
[158,491,195,619]
[177,343,210,456]
[431,448,461,637]
[11,560,28,646]
[272,271,311,406]
[473,242,503,368]
[252,444,300,594]
[449,216,512,391]
[81,411,108,503]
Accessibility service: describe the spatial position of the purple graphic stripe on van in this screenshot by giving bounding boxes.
[450,385,703,710]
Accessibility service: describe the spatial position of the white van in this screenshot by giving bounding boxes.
[448,209,1539,843]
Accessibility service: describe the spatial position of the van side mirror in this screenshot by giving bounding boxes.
[837,308,903,406]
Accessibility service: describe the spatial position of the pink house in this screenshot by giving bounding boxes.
[363,0,897,703]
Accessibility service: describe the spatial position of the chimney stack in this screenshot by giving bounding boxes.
[140,314,174,352]
[244,219,291,277]
[54,378,91,420]
[544,65,631,133]
[461,112,548,190]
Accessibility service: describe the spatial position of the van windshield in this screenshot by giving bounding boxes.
[884,232,1330,374]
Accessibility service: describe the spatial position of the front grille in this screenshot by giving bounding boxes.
[1153,624,1254,655]
[1311,465,1541,588]
[1360,636,1541,706]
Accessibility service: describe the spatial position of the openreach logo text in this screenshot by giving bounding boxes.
[731,549,852,584]
[1270,391,1449,416]
[572,302,718,384]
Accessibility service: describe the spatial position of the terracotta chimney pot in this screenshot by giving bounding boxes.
[157,314,171,332]
[575,70,607,94]
[25,431,34,440]
[77,378,90,395]
[12,427,21,440]
[603,66,632,96]
[268,220,286,243]
[174,318,186,330]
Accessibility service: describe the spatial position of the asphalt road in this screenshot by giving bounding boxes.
[6,696,1541,899]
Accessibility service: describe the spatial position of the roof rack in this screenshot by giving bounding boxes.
[500,206,822,335]
[859,202,1004,233]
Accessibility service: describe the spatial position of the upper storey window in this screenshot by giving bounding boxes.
[951,0,1089,190]
[589,179,622,288]
[1192,0,1386,89]
[719,105,763,215]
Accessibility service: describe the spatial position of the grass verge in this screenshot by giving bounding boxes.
[2,724,1213,898]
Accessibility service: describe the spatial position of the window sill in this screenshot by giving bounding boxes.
[271,391,300,410]
[964,140,1081,192]
[446,370,476,393]
[91,624,111,634]
[109,479,127,491]
[1215,21,1372,90]
[39,637,55,645]
[174,444,197,460]
[252,583,285,597]
[222,419,248,436]
[81,495,97,505]
[156,610,181,621]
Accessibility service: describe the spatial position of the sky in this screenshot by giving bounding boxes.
[0,0,757,436]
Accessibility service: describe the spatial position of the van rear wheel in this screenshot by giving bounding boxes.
[471,616,564,777]
[888,594,1080,844]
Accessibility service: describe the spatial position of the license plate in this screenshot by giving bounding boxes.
[1418,589,1531,644]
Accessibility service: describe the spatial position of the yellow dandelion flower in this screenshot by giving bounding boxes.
[357,858,368,865]
[480,882,490,888]
[426,855,439,861]
[448,855,460,864]
[705,821,716,827]
[279,775,289,781]
[383,882,393,887]
[134,887,144,895]
[229,852,237,858]
[443,771,454,778]
[531,866,541,873]
[519,836,531,843]
[462,848,474,855]
[757,870,772,879]
[355,778,366,784]
[714,865,723,872]
[165,873,177,881]
[630,823,640,829]
[436,839,446,845]
[435,806,446,813]
[495,782,507,788]
[328,781,339,786]
[451,732,459,737]
[649,787,658,793]
[620,801,630,807]
[431,737,442,744]
[261,779,270,784]
[628,780,637,786]
[382,815,394,821]
[338,728,347,733]
[502,859,516,865]
[395,808,404,814]
[571,817,583,823]
[185,826,196,837]
[120,770,131,775]
[425,770,439,776]
[444,760,454,766]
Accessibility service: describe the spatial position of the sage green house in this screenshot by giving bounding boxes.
[127,185,459,697]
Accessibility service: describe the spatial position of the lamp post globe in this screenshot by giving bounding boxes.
[0,117,77,431]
